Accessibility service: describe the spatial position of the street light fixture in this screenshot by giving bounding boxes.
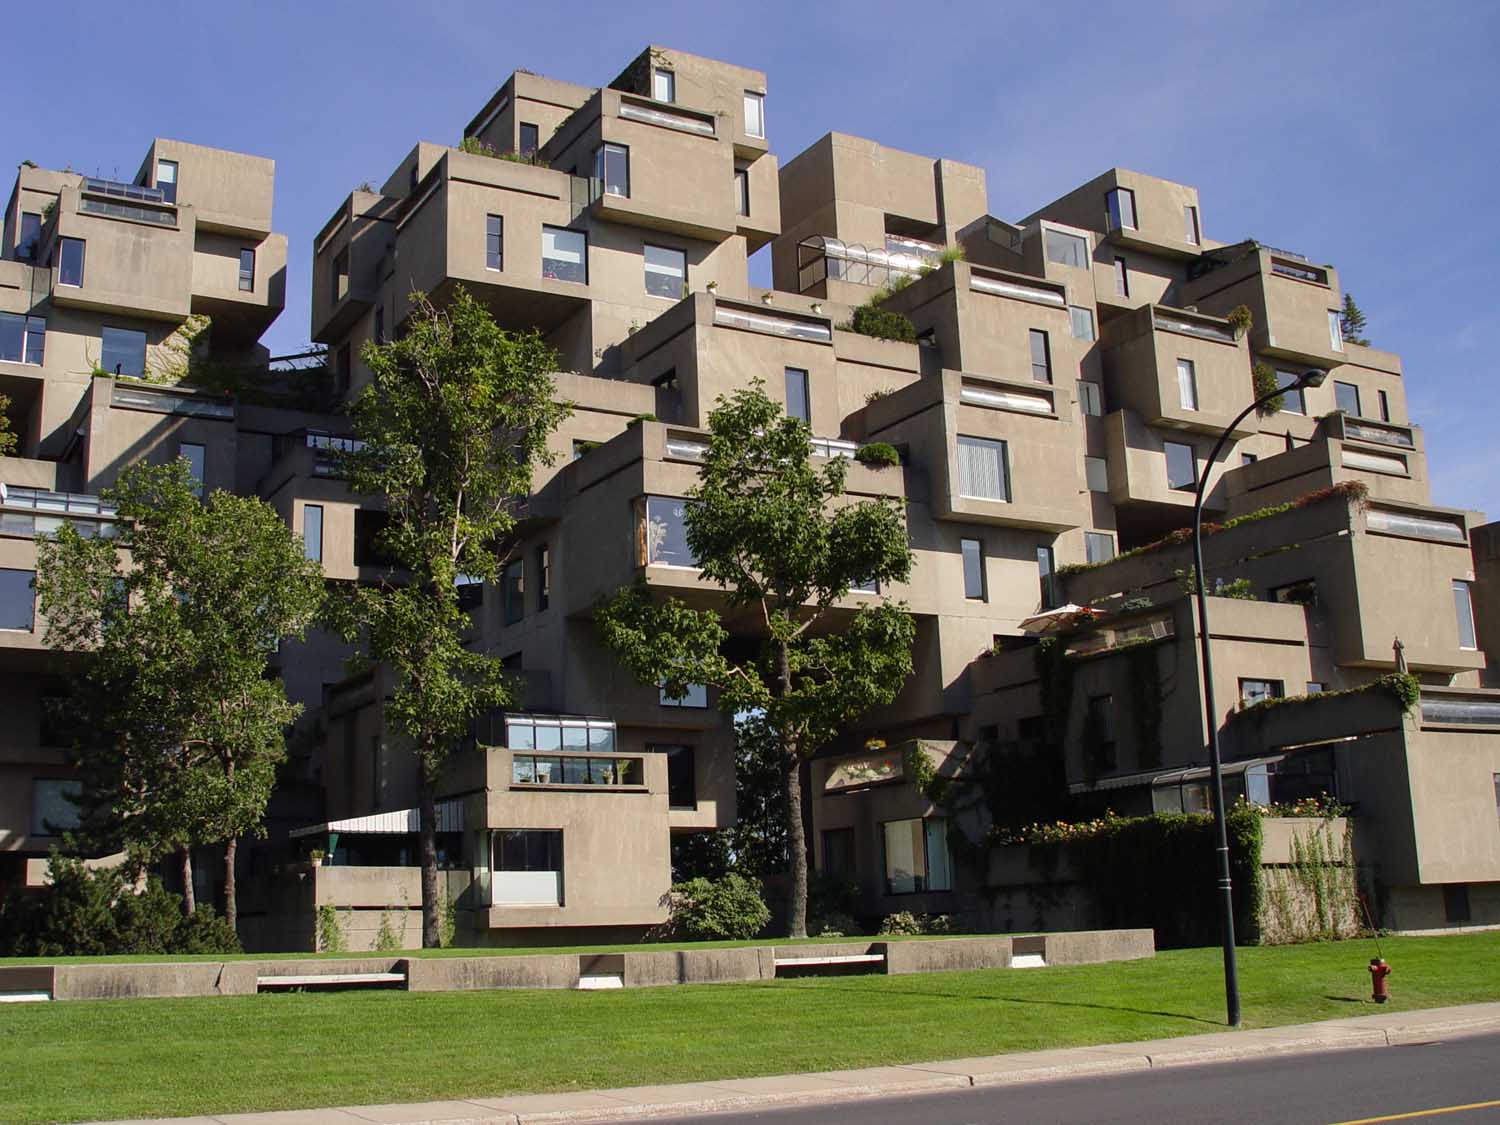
[1191,366,1326,1028]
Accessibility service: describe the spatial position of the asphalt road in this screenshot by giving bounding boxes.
[641,1031,1500,1124]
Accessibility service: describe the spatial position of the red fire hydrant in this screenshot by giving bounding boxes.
[1369,957,1391,1003]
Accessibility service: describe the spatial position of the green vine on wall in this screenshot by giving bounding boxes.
[1124,643,1164,768]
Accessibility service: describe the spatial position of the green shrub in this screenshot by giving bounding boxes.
[1253,362,1282,414]
[175,905,243,954]
[626,412,658,427]
[667,873,770,940]
[878,911,957,935]
[939,244,966,264]
[113,880,187,954]
[316,903,347,953]
[854,442,900,468]
[810,911,859,938]
[847,304,917,344]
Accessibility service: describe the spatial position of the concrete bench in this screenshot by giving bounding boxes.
[256,971,406,990]
[773,953,886,968]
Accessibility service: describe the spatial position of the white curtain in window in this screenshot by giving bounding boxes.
[958,437,1008,501]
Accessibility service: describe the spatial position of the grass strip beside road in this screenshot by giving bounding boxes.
[1,933,1496,1125]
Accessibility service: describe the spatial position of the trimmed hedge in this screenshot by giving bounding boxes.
[854,442,900,468]
[847,304,917,343]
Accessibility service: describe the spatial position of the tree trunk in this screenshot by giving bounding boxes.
[180,849,196,915]
[224,837,238,934]
[418,777,441,948]
[784,761,809,938]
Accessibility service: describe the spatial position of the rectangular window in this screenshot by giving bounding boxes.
[649,743,697,809]
[660,683,707,708]
[518,123,539,157]
[1242,452,1258,466]
[335,344,351,394]
[1239,678,1284,707]
[1085,531,1116,564]
[1078,381,1103,417]
[332,249,349,302]
[1113,256,1129,298]
[536,544,550,611]
[1029,328,1052,383]
[1037,546,1057,609]
[179,442,205,496]
[486,214,503,270]
[784,366,810,423]
[1106,187,1137,231]
[1454,580,1478,650]
[0,313,45,365]
[1442,884,1471,925]
[1,568,36,630]
[1069,305,1095,341]
[882,817,952,894]
[734,168,749,217]
[353,509,390,567]
[1272,578,1318,606]
[492,829,562,906]
[100,327,147,379]
[1044,229,1089,269]
[1335,380,1362,417]
[58,237,85,287]
[302,504,323,563]
[155,159,178,203]
[822,828,855,876]
[1177,358,1199,410]
[1183,204,1200,244]
[1378,390,1391,422]
[1307,682,1326,695]
[1087,695,1117,768]
[541,226,587,284]
[237,248,255,292]
[501,560,524,625]
[1165,440,1197,491]
[961,538,985,600]
[653,69,676,102]
[957,436,1010,501]
[374,304,385,344]
[1275,370,1307,415]
[644,496,695,567]
[16,212,41,261]
[1085,456,1108,492]
[454,573,483,612]
[743,91,765,138]
[594,143,629,198]
[644,243,686,299]
[30,779,82,837]
[1328,309,1345,352]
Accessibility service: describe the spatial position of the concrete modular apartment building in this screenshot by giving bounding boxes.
[0,45,1496,947]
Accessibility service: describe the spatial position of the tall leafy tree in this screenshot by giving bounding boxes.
[34,460,324,927]
[331,287,568,946]
[0,391,17,457]
[1340,293,1370,346]
[596,384,915,937]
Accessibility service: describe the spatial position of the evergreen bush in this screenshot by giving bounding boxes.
[666,873,770,940]
[847,304,917,344]
[854,442,900,468]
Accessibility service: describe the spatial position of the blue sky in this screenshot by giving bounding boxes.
[6,1,1497,517]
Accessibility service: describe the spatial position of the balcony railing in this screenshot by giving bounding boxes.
[78,197,175,227]
[713,303,832,343]
[511,752,646,787]
[0,486,118,539]
[1153,309,1236,344]
[82,177,168,204]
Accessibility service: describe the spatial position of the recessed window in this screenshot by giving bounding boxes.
[1183,204,1200,245]
[643,496,696,567]
[1443,884,1472,924]
[0,312,45,365]
[536,544,550,611]
[541,226,587,284]
[155,159,178,203]
[58,238,85,287]
[1242,452,1258,466]
[331,249,349,302]
[238,248,255,292]
[1378,390,1391,422]
[1177,358,1199,411]
[1086,694,1117,769]
[518,122,539,157]
[302,504,323,563]
[743,91,765,139]
[1078,381,1103,417]
[1085,456,1108,493]
[492,829,563,906]
[1069,305,1095,341]
[1037,546,1057,609]
[822,828,855,876]
[784,366,810,423]
[1106,187,1137,231]
[100,327,147,378]
[1454,580,1478,650]
[1085,531,1115,564]
[374,304,385,345]
[1113,256,1129,298]
[486,214,504,271]
[734,168,750,217]
[179,442,205,496]
[644,244,686,299]
[502,560,524,624]
[1044,229,1089,269]
[1271,579,1318,607]
[957,436,1010,502]
[1239,678,1284,707]
[1335,381,1361,417]
[653,69,676,103]
[882,817,952,894]
[1164,440,1197,491]
[649,743,697,809]
[1275,370,1307,415]
[1328,309,1345,352]
[16,212,41,261]
[31,778,82,837]
[594,143,629,198]
[1029,329,1052,383]
[660,683,707,708]
[335,344,351,395]
[0,568,36,631]
[961,538,985,600]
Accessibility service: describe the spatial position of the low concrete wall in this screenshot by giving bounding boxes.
[622,947,765,987]
[1043,928,1156,965]
[52,962,258,1000]
[405,954,580,991]
[881,937,1013,974]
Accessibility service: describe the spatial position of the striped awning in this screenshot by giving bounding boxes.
[289,800,464,838]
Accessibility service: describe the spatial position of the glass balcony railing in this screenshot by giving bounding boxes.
[0,486,118,539]
[82,177,169,205]
[511,752,645,787]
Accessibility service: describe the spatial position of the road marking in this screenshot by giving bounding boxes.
[1329,1099,1500,1124]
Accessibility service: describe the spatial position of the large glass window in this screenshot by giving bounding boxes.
[16,212,41,261]
[1240,678,1284,707]
[1113,256,1129,298]
[1069,305,1095,341]
[961,537,985,600]
[649,744,697,809]
[784,366,810,423]
[1335,381,1362,417]
[1455,580,1478,650]
[58,238,85,287]
[541,226,587,284]
[957,436,1010,502]
[0,313,45,365]
[1177,358,1199,410]
[303,504,324,563]
[1275,370,1307,415]
[1044,229,1089,269]
[1085,456,1109,492]
[0,568,36,631]
[332,249,349,302]
[644,496,695,567]
[1106,187,1137,231]
[1183,204,1200,244]
[1328,309,1345,352]
[743,91,765,138]
[594,143,630,198]
[237,248,255,292]
[653,69,676,102]
[518,123,539,157]
[882,817,952,894]
[486,214,503,270]
[100,327,146,378]
[1378,390,1391,422]
[31,779,82,837]
[1165,441,1197,491]
[502,559,524,624]
[660,683,707,708]
[734,168,749,217]
[1029,329,1052,383]
[1037,546,1057,609]
[1085,531,1116,564]
[1078,381,1103,417]
[492,829,562,906]
[155,158,178,203]
[644,244,686,299]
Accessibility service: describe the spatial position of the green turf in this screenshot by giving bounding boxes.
[1,933,1495,1125]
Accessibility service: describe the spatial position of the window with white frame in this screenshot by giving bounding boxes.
[1037,546,1057,609]
[1085,531,1115,564]
[58,238,85,287]
[1044,229,1089,269]
[1069,305,1095,341]
[155,158,178,203]
[594,143,629,198]
[644,244,686,299]
[302,504,323,563]
[238,248,255,292]
[784,367,810,423]
[961,538,985,600]
[957,436,1010,502]
[1454,580,1478,650]
[1106,187,1137,231]
[743,91,765,138]
[1328,309,1344,352]
[653,69,676,103]
[1177,358,1199,410]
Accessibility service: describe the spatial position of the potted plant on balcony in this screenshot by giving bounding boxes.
[309,848,325,868]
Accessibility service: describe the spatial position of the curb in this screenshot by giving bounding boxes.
[97,1002,1500,1125]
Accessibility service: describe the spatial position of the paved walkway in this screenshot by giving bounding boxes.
[101,1001,1500,1125]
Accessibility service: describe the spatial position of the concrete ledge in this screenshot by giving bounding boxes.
[881,938,1012,975]
[1044,928,1156,965]
[52,962,256,1001]
[406,955,580,992]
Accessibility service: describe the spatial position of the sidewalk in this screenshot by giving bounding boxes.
[102,1001,1500,1125]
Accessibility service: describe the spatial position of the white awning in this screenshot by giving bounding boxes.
[289,801,464,838]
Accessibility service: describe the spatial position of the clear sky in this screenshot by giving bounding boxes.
[5,1,1496,517]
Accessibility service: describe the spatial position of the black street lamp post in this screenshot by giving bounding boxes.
[1191,366,1327,1028]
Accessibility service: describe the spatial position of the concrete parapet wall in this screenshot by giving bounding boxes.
[881,937,1013,974]
[51,962,258,1000]
[405,954,579,991]
[1043,928,1156,965]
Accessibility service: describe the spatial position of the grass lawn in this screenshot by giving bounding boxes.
[0,932,1495,1124]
